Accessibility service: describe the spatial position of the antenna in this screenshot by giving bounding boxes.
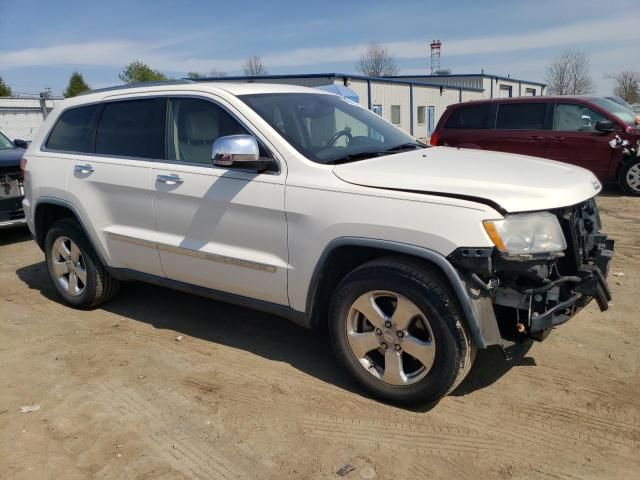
[430,40,441,75]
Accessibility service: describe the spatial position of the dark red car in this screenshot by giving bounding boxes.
[431,96,640,195]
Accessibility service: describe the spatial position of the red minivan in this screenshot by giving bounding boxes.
[431,96,640,195]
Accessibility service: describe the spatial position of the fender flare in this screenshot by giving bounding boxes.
[307,237,493,349]
[33,196,110,267]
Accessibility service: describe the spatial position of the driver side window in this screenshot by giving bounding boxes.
[553,103,607,132]
[167,97,249,164]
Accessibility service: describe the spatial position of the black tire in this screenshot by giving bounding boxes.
[44,218,120,308]
[619,158,640,196]
[328,256,475,405]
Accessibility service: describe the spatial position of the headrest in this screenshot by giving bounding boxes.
[181,110,219,142]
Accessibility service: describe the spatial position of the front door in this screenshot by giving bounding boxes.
[151,96,288,305]
[546,102,617,180]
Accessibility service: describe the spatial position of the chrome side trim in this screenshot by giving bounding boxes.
[107,232,278,273]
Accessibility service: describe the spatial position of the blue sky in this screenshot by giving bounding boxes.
[1,0,638,96]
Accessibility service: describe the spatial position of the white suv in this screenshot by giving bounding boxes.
[22,81,613,404]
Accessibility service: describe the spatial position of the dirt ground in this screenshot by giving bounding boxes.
[0,193,638,480]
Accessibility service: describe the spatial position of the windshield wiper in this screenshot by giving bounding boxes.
[323,151,385,165]
[384,142,426,152]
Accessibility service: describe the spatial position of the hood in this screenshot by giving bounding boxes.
[332,146,601,214]
[0,147,25,169]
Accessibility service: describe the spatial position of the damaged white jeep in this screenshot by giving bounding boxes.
[22,81,613,404]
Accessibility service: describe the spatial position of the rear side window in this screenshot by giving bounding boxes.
[96,98,166,159]
[444,104,490,129]
[46,104,98,152]
[496,103,546,130]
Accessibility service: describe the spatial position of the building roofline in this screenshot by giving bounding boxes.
[195,73,485,92]
[385,73,547,87]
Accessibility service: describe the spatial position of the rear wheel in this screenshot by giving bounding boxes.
[619,158,640,196]
[329,257,475,405]
[45,219,120,308]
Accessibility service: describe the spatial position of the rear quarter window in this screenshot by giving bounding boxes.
[45,104,99,152]
[444,104,491,129]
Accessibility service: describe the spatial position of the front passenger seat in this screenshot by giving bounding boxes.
[179,109,220,163]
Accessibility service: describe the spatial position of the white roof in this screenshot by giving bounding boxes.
[62,81,327,107]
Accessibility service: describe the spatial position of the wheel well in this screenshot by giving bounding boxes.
[309,245,451,329]
[34,203,77,249]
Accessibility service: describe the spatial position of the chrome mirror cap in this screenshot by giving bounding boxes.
[212,135,260,166]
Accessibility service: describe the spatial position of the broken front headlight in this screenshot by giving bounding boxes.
[483,212,567,258]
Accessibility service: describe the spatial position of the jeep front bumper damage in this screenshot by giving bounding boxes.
[449,199,614,347]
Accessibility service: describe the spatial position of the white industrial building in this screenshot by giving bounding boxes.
[201,72,546,139]
[0,96,59,141]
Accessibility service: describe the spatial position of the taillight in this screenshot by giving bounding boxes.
[19,157,27,176]
[430,132,441,146]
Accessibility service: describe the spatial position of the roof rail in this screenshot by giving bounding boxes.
[78,79,196,96]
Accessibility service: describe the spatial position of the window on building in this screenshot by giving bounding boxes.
[96,98,166,159]
[417,106,426,125]
[525,88,536,97]
[391,105,401,125]
[499,85,512,98]
[496,103,546,130]
[553,103,608,132]
[444,104,491,129]
[372,104,383,116]
[46,104,99,152]
[166,98,249,164]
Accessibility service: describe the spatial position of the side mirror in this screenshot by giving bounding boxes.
[212,135,261,167]
[595,120,615,133]
[13,139,28,149]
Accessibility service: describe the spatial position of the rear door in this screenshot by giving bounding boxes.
[151,95,288,305]
[484,102,549,157]
[48,99,164,276]
[547,102,617,179]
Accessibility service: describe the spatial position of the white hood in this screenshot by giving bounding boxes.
[332,146,601,213]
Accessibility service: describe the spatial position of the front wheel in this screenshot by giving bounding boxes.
[329,257,475,405]
[619,158,640,196]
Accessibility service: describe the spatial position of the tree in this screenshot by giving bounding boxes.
[243,56,267,76]
[356,43,398,77]
[119,61,167,84]
[0,77,11,97]
[606,71,640,104]
[544,50,594,95]
[63,71,90,98]
[186,68,227,79]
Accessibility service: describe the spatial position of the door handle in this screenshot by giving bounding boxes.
[552,136,566,141]
[74,164,94,174]
[530,135,545,140]
[156,174,183,185]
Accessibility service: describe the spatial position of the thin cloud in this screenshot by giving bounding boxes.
[1,15,637,74]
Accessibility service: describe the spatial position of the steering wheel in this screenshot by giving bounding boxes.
[327,129,353,147]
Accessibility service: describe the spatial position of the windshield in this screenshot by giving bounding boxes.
[0,131,14,149]
[239,93,424,164]
[591,98,638,126]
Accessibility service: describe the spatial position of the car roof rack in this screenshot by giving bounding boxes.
[78,79,196,96]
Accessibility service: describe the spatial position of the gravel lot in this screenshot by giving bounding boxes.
[1,193,639,480]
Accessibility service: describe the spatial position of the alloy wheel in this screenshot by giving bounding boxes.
[345,290,436,386]
[51,236,87,296]
[626,163,640,193]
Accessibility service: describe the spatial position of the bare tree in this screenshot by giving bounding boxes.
[208,68,227,77]
[605,71,640,104]
[243,56,267,76]
[544,50,594,95]
[186,68,227,79]
[356,43,398,77]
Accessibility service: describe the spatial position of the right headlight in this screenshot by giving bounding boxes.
[483,212,567,257]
